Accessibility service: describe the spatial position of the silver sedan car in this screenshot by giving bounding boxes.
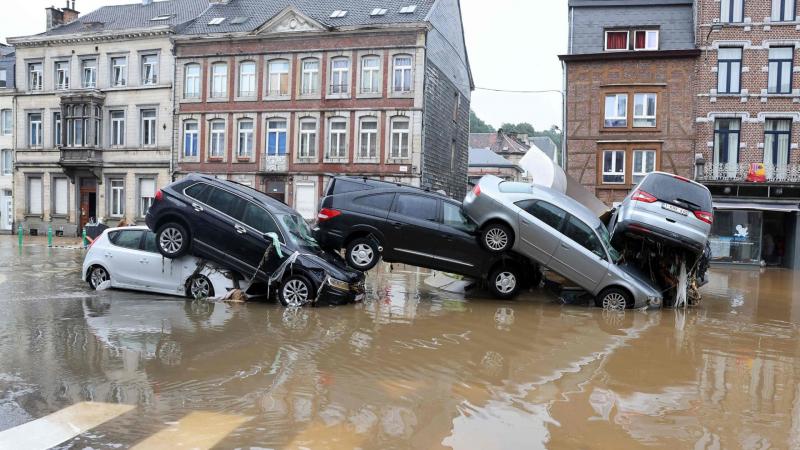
[463,175,663,309]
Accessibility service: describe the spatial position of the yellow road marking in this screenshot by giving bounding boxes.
[0,401,135,450]
[131,411,252,450]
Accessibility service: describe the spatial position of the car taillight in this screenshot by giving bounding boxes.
[672,175,691,183]
[694,210,713,224]
[631,190,657,203]
[472,185,481,196]
[155,190,164,202]
[318,208,342,221]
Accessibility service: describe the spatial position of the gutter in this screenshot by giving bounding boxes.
[559,49,701,62]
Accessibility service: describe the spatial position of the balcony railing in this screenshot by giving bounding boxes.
[698,163,800,183]
[262,154,288,173]
[59,148,103,166]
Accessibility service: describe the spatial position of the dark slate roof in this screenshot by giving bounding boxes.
[569,0,692,6]
[35,0,210,37]
[181,0,436,35]
[531,136,557,160]
[469,148,519,169]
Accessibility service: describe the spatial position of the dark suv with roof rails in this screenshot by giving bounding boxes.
[314,176,541,299]
[145,174,365,307]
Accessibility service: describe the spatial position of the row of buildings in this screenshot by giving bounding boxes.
[562,0,800,268]
[0,0,472,235]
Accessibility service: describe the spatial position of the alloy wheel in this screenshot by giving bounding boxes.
[350,244,374,267]
[485,228,509,251]
[283,279,310,307]
[160,228,183,255]
[494,271,517,294]
[602,292,627,311]
[190,277,211,299]
[90,267,109,289]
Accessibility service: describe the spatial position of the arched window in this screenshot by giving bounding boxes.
[390,117,410,158]
[267,118,287,156]
[209,120,226,157]
[267,59,289,96]
[237,119,254,158]
[210,63,228,98]
[327,117,347,158]
[360,55,380,94]
[358,117,378,159]
[183,120,198,157]
[298,118,317,158]
[300,58,319,94]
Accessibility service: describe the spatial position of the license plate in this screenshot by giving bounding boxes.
[662,203,688,216]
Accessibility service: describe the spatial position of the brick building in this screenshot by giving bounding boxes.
[694,0,800,268]
[560,0,699,205]
[172,0,473,219]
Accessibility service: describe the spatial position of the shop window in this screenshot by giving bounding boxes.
[709,211,762,264]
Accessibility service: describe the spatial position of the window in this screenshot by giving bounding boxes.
[206,187,243,217]
[298,118,317,158]
[772,0,796,21]
[604,94,627,128]
[359,118,378,159]
[29,63,43,91]
[237,119,254,158]
[392,194,438,222]
[602,150,625,184]
[241,203,279,234]
[94,106,101,147]
[53,112,62,146]
[55,61,69,90]
[768,47,793,94]
[208,17,226,25]
[714,119,740,177]
[267,60,289,96]
[111,57,127,87]
[109,179,125,217]
[142,54,158,85]
[633,93,657,127]
[238,61,256,97]
[393,55,413,92]
[53,177,69,216]
[605,31,629,51]
[81,59,97,88]
[211,63,228,98]
[721,0,745,22]
[1,149,12,175]
[399,5,418,14]
[330,10,348,18]
[717,48,742,94]
[764,119,791,166]
[29,113,42,147]
[518,201,567,230]
[184,64,201,98]
[1,109,11,135]
[209,120,225,158]
[139,178,156,217]
[328,119,347,158]
[390,118,410,158]
[111,230,144,250]
[331,57,350,94]
[183,121,198,157]
[27,176,42,215]
[562,216,606,259]
[301,59,320,94]
[141,110,156,147]
[360,56,380,94]
[267,119,287,156]
[0,69,6,88]
[110,111,125,147]
[442,202,476,232]
[632,150,656,184]
[634,30,659,51]
[353,193,395,211]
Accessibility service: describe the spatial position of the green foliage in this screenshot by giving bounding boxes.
[499,122,536,136]
[469,110,495,133]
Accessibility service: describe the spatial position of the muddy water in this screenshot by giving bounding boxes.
[1,240,800,449]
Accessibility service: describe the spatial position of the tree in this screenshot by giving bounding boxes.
[499,122,536,136]
[469,110,495,133]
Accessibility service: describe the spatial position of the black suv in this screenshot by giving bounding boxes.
[315,177,540,299]
[145,174,365,307]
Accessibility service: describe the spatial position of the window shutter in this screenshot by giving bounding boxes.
[29,178,42,214]
[141,179,156,198]
[55,178,68,215]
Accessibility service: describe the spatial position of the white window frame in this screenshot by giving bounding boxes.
[604,93,628,128]
[632,150,657,184]
[301,59,320,95]
[29,113,43,148]
[209,120,226,158]
[298,118,317,159]
[0,109,11,135]
[140,109,156,147]
[267,59,290,97]
[29,63,43,91]
[110,111,125,147]
[266,119,288,156]
[361,56,381,94]
[82,59,97,88]
[111,56,127,87]
[109,178,125,218]
[238,61,257,97]
[327,118,348,159]
[358,118,378,159]
[602,150,626,184]
[390,117,411,159]
[604,30,629,52]
[393,54,413,92]
[0,69,6,88]
[1,149,12,175]
[52,177,69,217]
[772,0,796,21]
[633,93,657,128]
[330,57,350,95]
[183,120,198,157]
[211,63,228,98]
[237,119,254,158]
[633,30,659,51]
[55,61,69,90]
[53,112,62,147]
[141,54,158,86]
[184,63,201,98]
[139,177,156,218]
[721,0,745,22]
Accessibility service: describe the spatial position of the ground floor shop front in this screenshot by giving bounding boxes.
[709,205,800,269]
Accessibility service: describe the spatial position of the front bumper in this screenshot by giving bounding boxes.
[316,278,366,306]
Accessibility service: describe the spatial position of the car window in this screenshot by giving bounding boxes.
[638,173,712,211]
[442,202,476,232]
[110,230,144,250]
[206,187,244,218]
[392,194,439,222]
[353,193,395,212]
[332,179,372,195]
[517,200,567,231]
[142,232,158,253]
[562,216,606,259]
[185,182,212,204]
[596,225,620,263]
[241,202,280,235]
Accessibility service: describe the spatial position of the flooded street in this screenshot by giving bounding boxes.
[1,237,799,449]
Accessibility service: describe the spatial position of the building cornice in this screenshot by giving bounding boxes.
[559,49,700,62]
[172,23,429,44]
[8,28,173,48]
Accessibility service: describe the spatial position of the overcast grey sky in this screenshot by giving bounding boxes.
[1,0,567,131]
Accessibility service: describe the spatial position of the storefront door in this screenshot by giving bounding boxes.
[79,178,97,233]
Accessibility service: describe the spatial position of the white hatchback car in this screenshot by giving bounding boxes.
[82,226,248,298]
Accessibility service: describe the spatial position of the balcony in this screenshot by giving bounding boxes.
[262,155,288,173]
[60,148,103,167]
[697,163,800,184]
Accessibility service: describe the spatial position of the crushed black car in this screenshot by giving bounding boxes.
[145,174,365,307]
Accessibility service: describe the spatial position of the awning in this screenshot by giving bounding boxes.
[713,201,800,212]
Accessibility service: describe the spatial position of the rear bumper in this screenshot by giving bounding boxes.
[616,220,705,255]
[314,226,346,250]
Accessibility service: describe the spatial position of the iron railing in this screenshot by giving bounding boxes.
[698,163,800,183]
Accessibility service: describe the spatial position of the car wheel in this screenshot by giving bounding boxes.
[595,287,632,311]
[481,223,513,253]
[488,266,521,299]
[88,266,110,290]
[156,222,190,259]
[187,275,215,299]
[278,275,315,308]
[346,238,380,271]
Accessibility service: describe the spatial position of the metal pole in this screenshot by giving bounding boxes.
[47,226,53,247]
[17,225,22,247]
[82,228,88,249]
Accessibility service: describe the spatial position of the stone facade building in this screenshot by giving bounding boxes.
[172,0,472,220]
[561,0,699,205]
[0,44,14,232]
[694,0,800,267]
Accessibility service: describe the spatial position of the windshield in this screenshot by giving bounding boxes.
[596,225,621,263]
[280,214,320,250]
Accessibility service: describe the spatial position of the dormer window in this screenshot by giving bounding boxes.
[371,8,387,16]
[605,29,659,52]
[399,5,418,14]
[330,10,348,18]
[634,30,659,51]
[605,31,629,51]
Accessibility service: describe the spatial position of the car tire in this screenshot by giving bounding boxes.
[595,287,632,311]
[488,266,521,300]
[187,275,215,299]
[156,222,190,259]
[345,238,380,271]
[278,274,315,307]
[481,223,513,253]
[87,265,110,290]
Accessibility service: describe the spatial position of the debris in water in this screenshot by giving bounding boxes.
[674,261,688,309]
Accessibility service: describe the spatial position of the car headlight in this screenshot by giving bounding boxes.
[327,276,350,292]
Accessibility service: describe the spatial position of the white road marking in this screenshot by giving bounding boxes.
[0,401,135,450]
[130,411,252,450]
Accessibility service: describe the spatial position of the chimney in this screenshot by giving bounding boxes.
[46,6,65,31]
[61,1,80,24]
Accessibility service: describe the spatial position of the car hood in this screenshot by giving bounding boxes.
[616,262,661,296]
[296,248,364,283]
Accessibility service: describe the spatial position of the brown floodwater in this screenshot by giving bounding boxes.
[1,239,799,449]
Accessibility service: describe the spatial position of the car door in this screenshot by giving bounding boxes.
[192,185,249,273]
[106,229,147,288]
[140,231,182,293]
[549,215,610,292]
[236,200,286,280]
[434,201,483,277]
[516,200,567,266]
[383,193,442,266]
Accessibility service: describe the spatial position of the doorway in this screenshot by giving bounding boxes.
[0,189,11,231]
[762,211,790,267]
[79,178,97,233]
